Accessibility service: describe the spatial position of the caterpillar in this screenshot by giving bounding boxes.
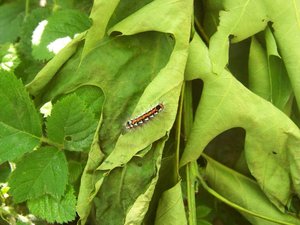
[125,103,164,129]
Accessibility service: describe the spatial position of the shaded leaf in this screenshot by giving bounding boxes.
[154,181,187,225]
[9,146,68,203]
[93,141,164,225]
[248,36,269,100]
[76,130,105,225]
[68,160,83,184]
[203,155,300,225]
[0,2,24,44]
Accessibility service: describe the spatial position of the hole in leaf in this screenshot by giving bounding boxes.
[65,136,72,141]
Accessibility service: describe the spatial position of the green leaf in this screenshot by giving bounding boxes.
[9,146,68,203]
[0,71,41,164]
[181,35,300,211]
[67,85,104,119]
[32,9,91,60]
[207,0,300,111]
[18,8,51,59]
[46,94,97,151]
[154,181,187,225]
[196,205,212,218]
[81,0,119,57]
[248,36,270,100]
[0,162,11,183]
[26,32,85,96]
[68,160,83,183]
[27,185,76,224]
[76,131,105,225]
[203,155,300,225]
[208,1,268,74]
[93,143,164,225]
[248,28,293,114]
[16,8,51,83]
[0,2,24,44]
[124,139,166,225]
[196,220,212,225]
[264,27,293,113]
[28,0,192,166]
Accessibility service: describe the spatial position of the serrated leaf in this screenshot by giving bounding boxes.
[69,85,104,119]
[18,8,51,59]
[0,71,41,164]
[0,2,24,44]
[46,95,97,151]
[32,9,91,60]
[9,146,68,203]
[27,185,76,224]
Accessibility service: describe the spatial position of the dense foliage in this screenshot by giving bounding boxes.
[0,0,300,225]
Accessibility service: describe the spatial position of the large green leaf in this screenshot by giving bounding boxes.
[0,72,41,164]
[27,185,76,224]
[207,0,300,112]
[181,34,300,211]
[46,94,97,151]
[9,146,68,203]
[203,155,300,225]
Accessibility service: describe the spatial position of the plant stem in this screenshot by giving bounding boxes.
[175,82,185,179]
[40,136,63,150]
[183,81,198,225]
[194,17,209,45]
[25,0,30,18]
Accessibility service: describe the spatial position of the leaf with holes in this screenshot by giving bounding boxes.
[46,94,97,151]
